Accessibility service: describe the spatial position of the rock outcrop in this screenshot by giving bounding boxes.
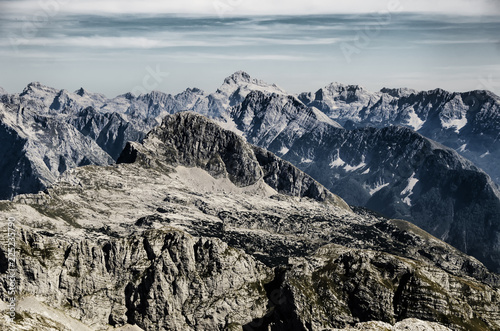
[0,112,499,330]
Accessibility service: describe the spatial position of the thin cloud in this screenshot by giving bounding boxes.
[0,36,343,49]
[414,39,498,44]
[1,0,498,16]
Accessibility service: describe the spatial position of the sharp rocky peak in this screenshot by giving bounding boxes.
[118,111,348,207]
[75,87,87,96]
[220,71,286,94]
[223,70,253,85]
[324,82,366,92]
[20,81,59,96]
[380,87,417,97]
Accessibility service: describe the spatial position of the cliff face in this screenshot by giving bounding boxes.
[118,112,345,206]
[281,124,500,273]
[1,228,270,330]
[0,112,499,331]
[275,245,500,330]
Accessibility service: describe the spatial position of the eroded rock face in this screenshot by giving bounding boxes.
[118,112,344,206]
[269,245,500,330]
[1,228,271,330]
[0,112,499,331]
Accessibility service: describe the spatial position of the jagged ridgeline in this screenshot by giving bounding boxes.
[1,112,499,330]
[1,72,499,275]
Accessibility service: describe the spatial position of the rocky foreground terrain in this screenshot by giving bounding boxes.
[0,112,499,330]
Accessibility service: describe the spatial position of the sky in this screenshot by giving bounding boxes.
[0,0,499,97]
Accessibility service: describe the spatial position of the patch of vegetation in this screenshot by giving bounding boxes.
[248,281,267,298]
[13,311,28,322]
[388,219,436,242]
[226,322,241,331]
[0,201,12,211]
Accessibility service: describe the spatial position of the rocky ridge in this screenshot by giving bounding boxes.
[298,84,500,185]
[1,73,499,274]
[0,112,499,330]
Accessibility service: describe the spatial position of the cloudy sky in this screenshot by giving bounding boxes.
[0,0,499,96]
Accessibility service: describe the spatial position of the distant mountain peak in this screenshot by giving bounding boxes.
[118,111,345,206]
[75,87,87,96]
[325,82,365,91]
[122,92,136,100]
[184,87,204,94]
[26,81,45,88]
[380,87,417,97]
[21,81,55,95]
[217,71,286,99]
[223,70,253,85]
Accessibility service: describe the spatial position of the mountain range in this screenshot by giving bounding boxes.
[1,112,499,330]
[298,83,500,185]
[1,71,499,275]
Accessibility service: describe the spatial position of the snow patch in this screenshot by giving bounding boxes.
[362,168,370,175]
[215,116,245,137]
[369,182,390,195]
[344,162,367,172]
[310,107,343,128]
[441,117,468,134]
[406,109,425,131]
[279,147,289,155]
[480,150,490,158]
[330,155,346,168]
[401,173,419,196]
[301,158,313,164]
[457,144,467,152]
[401,173,419,206]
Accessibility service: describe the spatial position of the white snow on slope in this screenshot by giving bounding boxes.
[481,150,490,158]
[406,109,425,131]
[279,147,289,155]
[457,144,467,152]
[442,117,468,133]
[344,161,367,172]
[310,106,343,128]
[370,182,390,195]
[330,154,346,168]
[401,173,419,206]
[215,115,245,137]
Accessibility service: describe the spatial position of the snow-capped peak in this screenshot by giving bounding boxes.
[380,87,417,97]
[220,71,286,95]
[324,82,366,93]
[223,71,253,85]
[21,81,60,97]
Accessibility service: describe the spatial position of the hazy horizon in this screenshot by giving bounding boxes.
[0,0,499,97]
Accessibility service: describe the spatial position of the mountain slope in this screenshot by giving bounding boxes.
[298,84,500,185]
[280,124,500,272]
[211,85,500,273]
[0,103,113,199]
[1,112,499,330]
[1,73,499,274]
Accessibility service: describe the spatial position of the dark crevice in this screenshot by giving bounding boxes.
[243,266,306,331]
[102,242,113,273]
[393,272,413,320]
[124,283,136,325]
